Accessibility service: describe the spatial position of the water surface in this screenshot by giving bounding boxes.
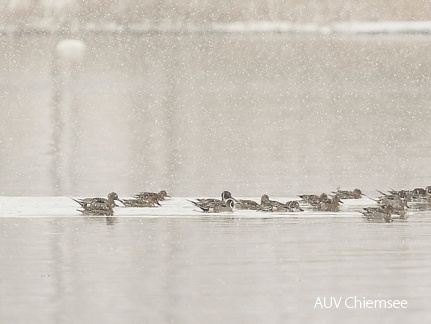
[1,33,431,196]
[1,197,430,323]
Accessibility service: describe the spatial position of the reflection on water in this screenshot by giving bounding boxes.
[51,39,86,194]
[1,197,431,322]
[1,33,431,196]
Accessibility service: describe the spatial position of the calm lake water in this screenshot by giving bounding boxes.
[1,197,431,323]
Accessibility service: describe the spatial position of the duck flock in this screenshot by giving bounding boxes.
[69,186,431,223]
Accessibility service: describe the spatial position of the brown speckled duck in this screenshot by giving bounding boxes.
[299,193,328,206]
[333,188,363,199]
[317,194,343,212]
[134,190,170,201]
[259,194,290,212]
[235,198,260,210]
[123,195,161,207]
[361,205,393,223]
[71,192,124,216]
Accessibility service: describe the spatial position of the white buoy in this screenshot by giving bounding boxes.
[55,39,86,63]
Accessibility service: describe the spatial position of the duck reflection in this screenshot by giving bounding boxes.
[84,216,117,226]
[50,38,86,195]
[105,217,117,225]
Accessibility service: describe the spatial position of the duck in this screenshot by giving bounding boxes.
[72,192,124,216]
[259,194,290,212]
[333,188,363,199]
[361,205,393,223]
[122,195,161,207]
[235,198,260,210]
[134,190,170,201]
[410,187,431,203]
[317,194,343,212]
[387,189,411,200]
[405,188,428,202]
[299,193,328,206]
[375,190,409,210]
[388,187,430,203]
[285,200,304,212]
[71,192,124,210]
[412,187,426,196]
[195,191,237,205]
[189,198,235,213]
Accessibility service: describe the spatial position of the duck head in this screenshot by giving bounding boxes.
[107,192,125,205]
[159,190,170,198]
[260,194,270,203]
[221,191,237,202]
[353,188,363,198]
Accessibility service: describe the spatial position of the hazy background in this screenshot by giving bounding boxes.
[1,1,431,197]
[2,0,431,26]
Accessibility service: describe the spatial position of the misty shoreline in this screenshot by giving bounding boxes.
[2,20,431,36]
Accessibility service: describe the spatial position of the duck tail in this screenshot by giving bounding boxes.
[376,189,387,196]
[70,197,85,208]
[187,199,198,206]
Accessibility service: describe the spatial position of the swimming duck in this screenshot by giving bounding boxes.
[317,194,343,212]
[285,200,304,212]
[134,190,170,201]
[404,188,428,202]
[235,198,260,210]
[122,195,161,207]
[413,187,426,196]
[299,193,328,206]
[71,192,124,209]
[333,188,363,199]
[387,189,411,200]
[259,194,290,212]
[375,190,409,210]
[195,191,237,205]
[361,205,393,223]
[72,192,124,216]
[189,198,235,213]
